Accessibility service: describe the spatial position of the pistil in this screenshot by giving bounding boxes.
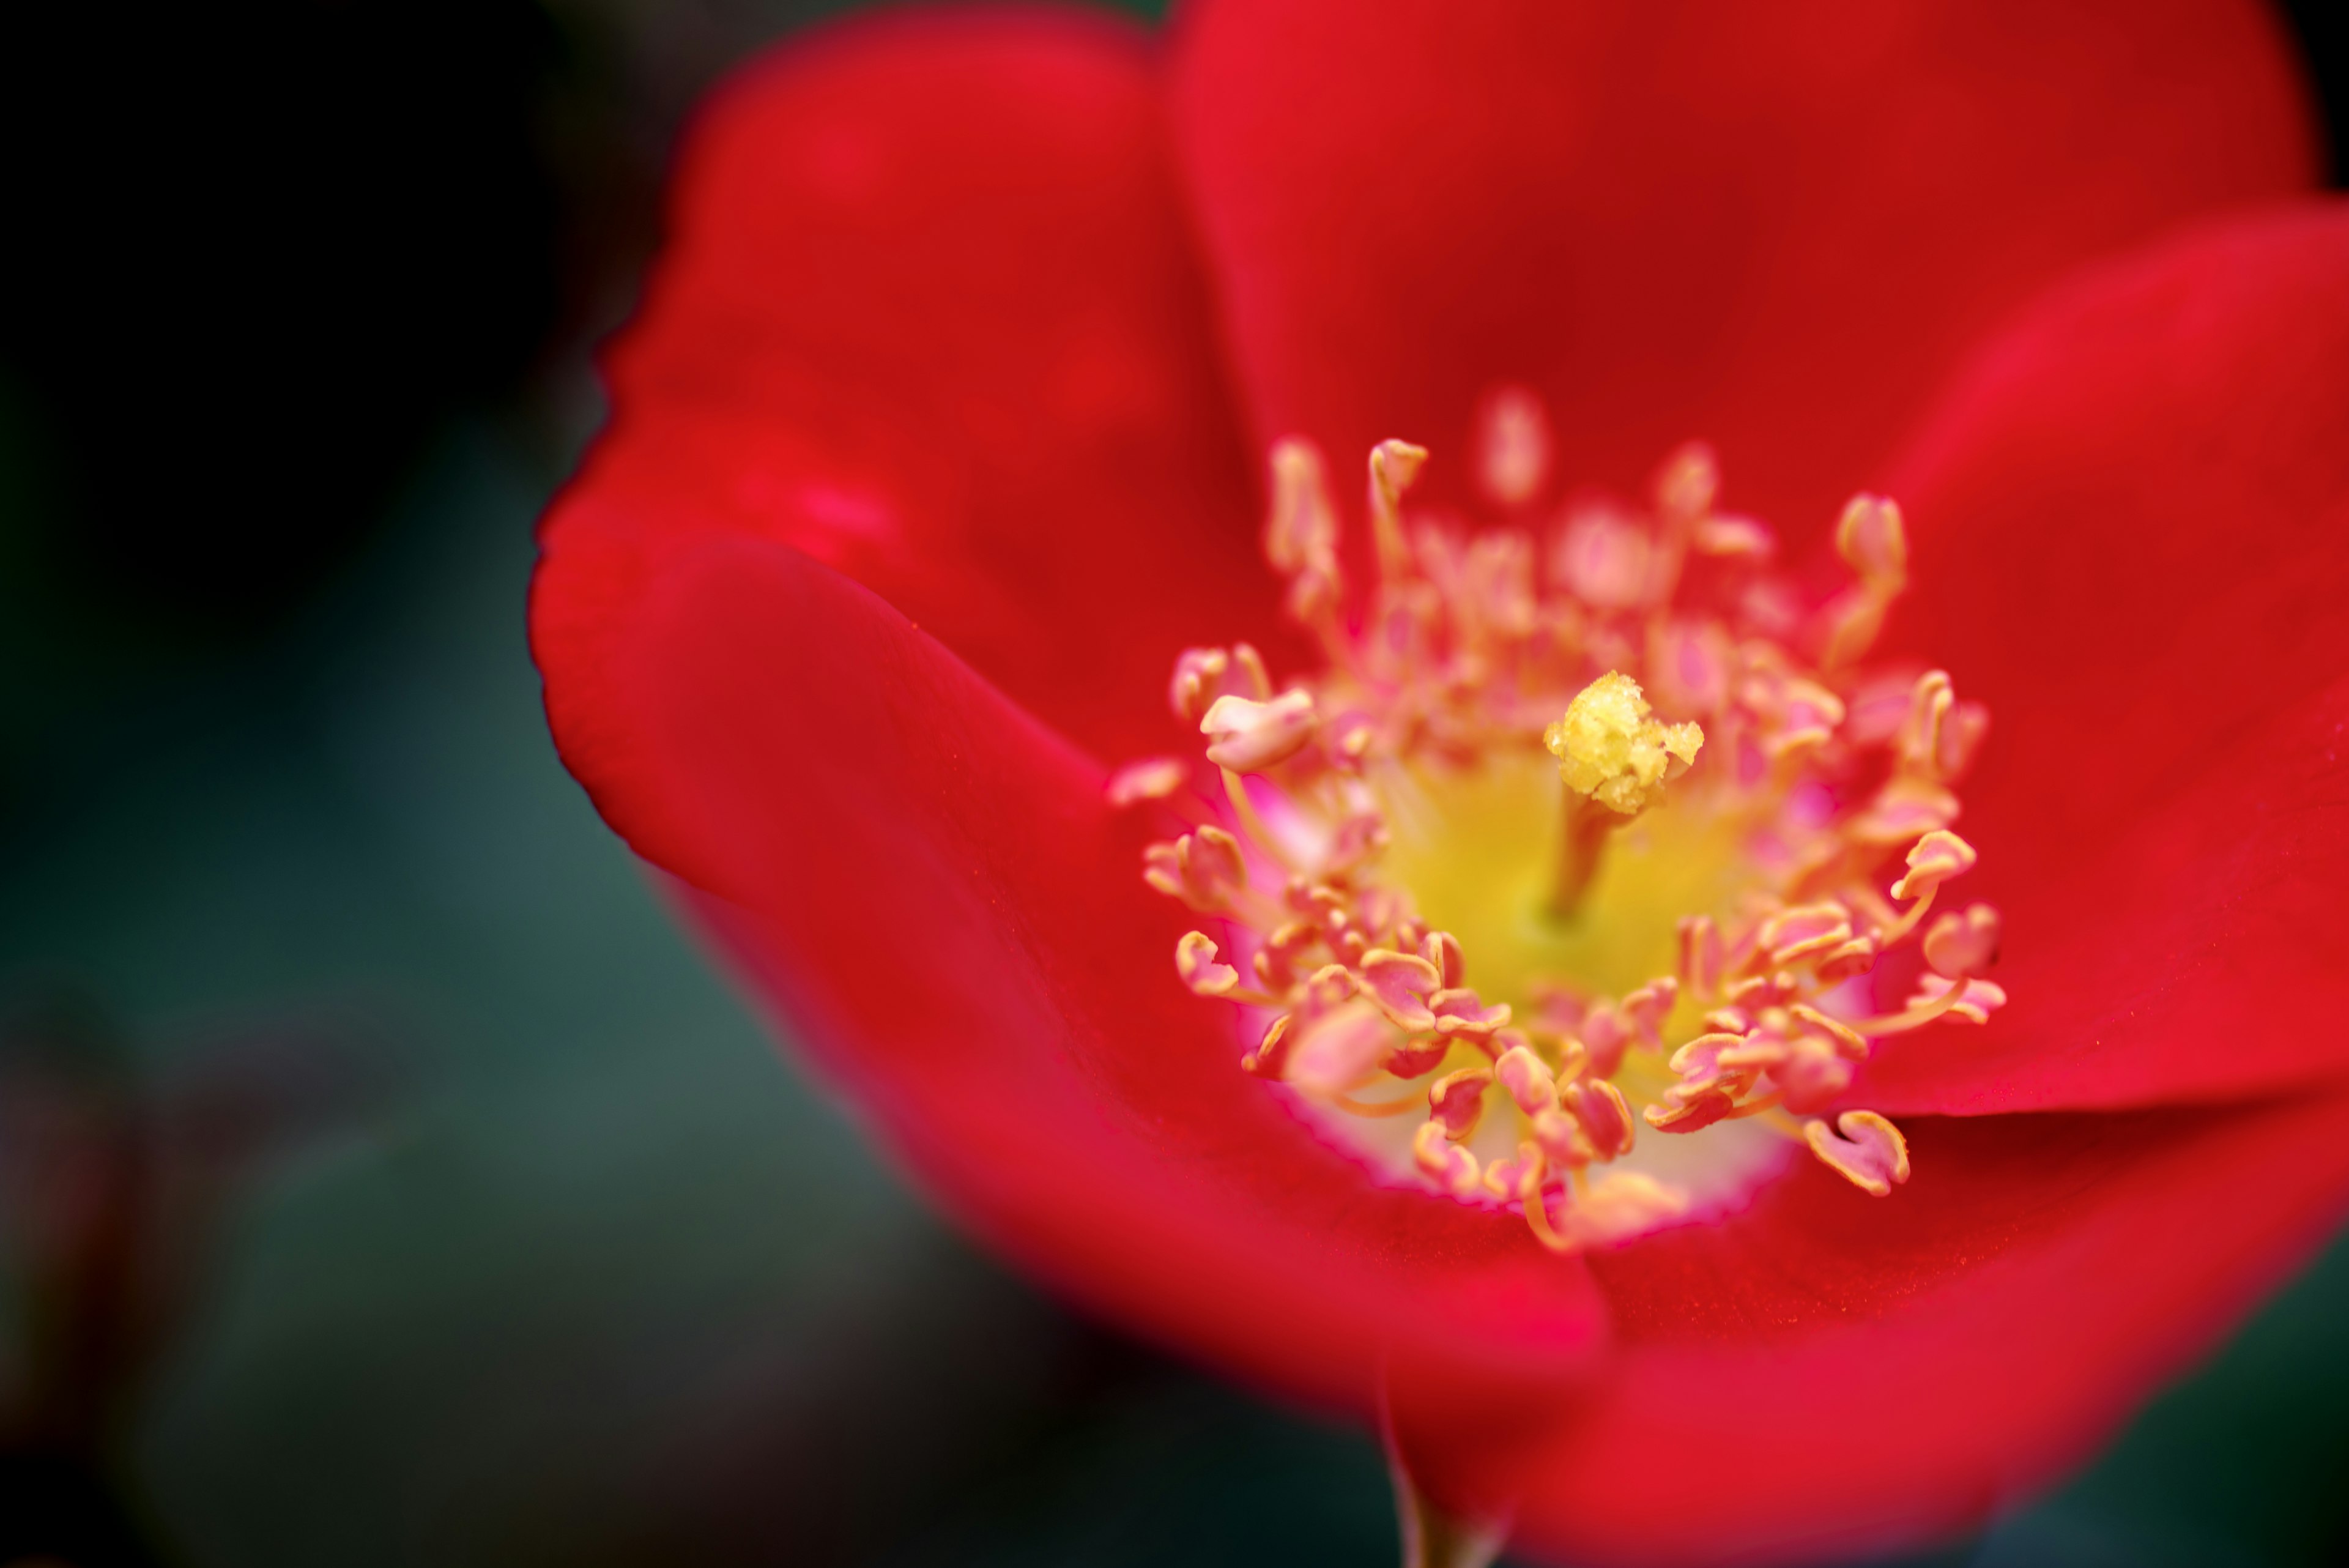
[1548,793,1617,922]
[1542,671,1702,920]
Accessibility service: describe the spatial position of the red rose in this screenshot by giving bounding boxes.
[530,2,2349,1562]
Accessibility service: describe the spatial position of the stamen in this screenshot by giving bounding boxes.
[1143,827,1247,912]
[1494,1043,1556,1115]
[1849,977,1973,1037]
[1804,1111,1911,1197]
[1330,1087,1433,1118]
[1107,757,1188,806]
[1175,931,1241,997]
[1266,442,1344,632]
[1474,385,1552,508]
[1413,1119,1482,1197]
[1518,1148,1572,1252]
[1359,948,1444,1032]
[1820,495,1909,667]
[1923,902,2002,977]
[1113,390,2005,1250]
[1201,690,1317,772]
[1217,768,1298,875]
[1910,975,2008,1025]
[1429,1067,1496,1140]
[1288,1001,1398,1098]
[1890,830,1978,902]
[1171,644,1271,723]
[1368,439,1430,583]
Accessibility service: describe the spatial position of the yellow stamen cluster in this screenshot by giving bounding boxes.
[1111,391,2004,1254]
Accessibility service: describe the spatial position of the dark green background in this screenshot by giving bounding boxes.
[2,2,2344,1564]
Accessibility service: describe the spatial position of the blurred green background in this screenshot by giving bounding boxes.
[1,3,2345,1565]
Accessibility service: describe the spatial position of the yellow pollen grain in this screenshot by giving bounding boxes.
[1544,672,1704,816]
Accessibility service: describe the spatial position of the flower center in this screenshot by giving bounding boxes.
[1384,751,1739,1008]
[1110,388,2006,1252]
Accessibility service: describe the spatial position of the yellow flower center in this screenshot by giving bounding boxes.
[1109,388,2004,1252]
[1384,752,1740,1013]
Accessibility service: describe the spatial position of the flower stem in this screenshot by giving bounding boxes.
[1391,1454,1505,1568]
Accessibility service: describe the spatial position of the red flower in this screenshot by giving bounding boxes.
[530,2,2349,1562]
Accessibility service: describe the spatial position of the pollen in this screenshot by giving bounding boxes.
[1113,392,2004,1254]
[1545,672,1702,817]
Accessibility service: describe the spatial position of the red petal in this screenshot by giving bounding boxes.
[1862,204,2349,1113]
[581,533,1606,1410]
[546,9,1288,765]
[1397,1097,2349,1566]
[1170,0,2317,538]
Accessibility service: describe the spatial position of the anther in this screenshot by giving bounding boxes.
[1429,1067,1494,1141]
[1821,494,1909,666]
[1617,979,1677,1045]
[1286,1001,1398,1098]
[1368,439,1430,583]
[1558,1077,1636,1159]
[1677,915,1724,995]
[1774,1034,1854,1111]
[1266,440,1343,624]
[1890,829,1978,903]
[1554,503,1658,611]
[1923,902,2002,978]
[1241,1014,1291,1076]
[1567,1172,1688,1246]
[1494,1044,1556,1117]
[1804,1111,1910,1196]
[1691,514,1775,560]
[1849,775,1961,844]
[1655,442,1719,526]
[1143,827,1248,912]
[1430,989,1510,1039]
[1650,620,1738,713]
[1201,689,1316,772]
[1420,929,1464,990]
[1412,1119,1482,1196]
[1175,931,1240,997]
[1520,1156,1689,1254]
[1474,385,1551,507]
[1358,948,1442,1032]
[1171,644,1271,725]
[1107,757,1188,806]
[1836,495,1907,590]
